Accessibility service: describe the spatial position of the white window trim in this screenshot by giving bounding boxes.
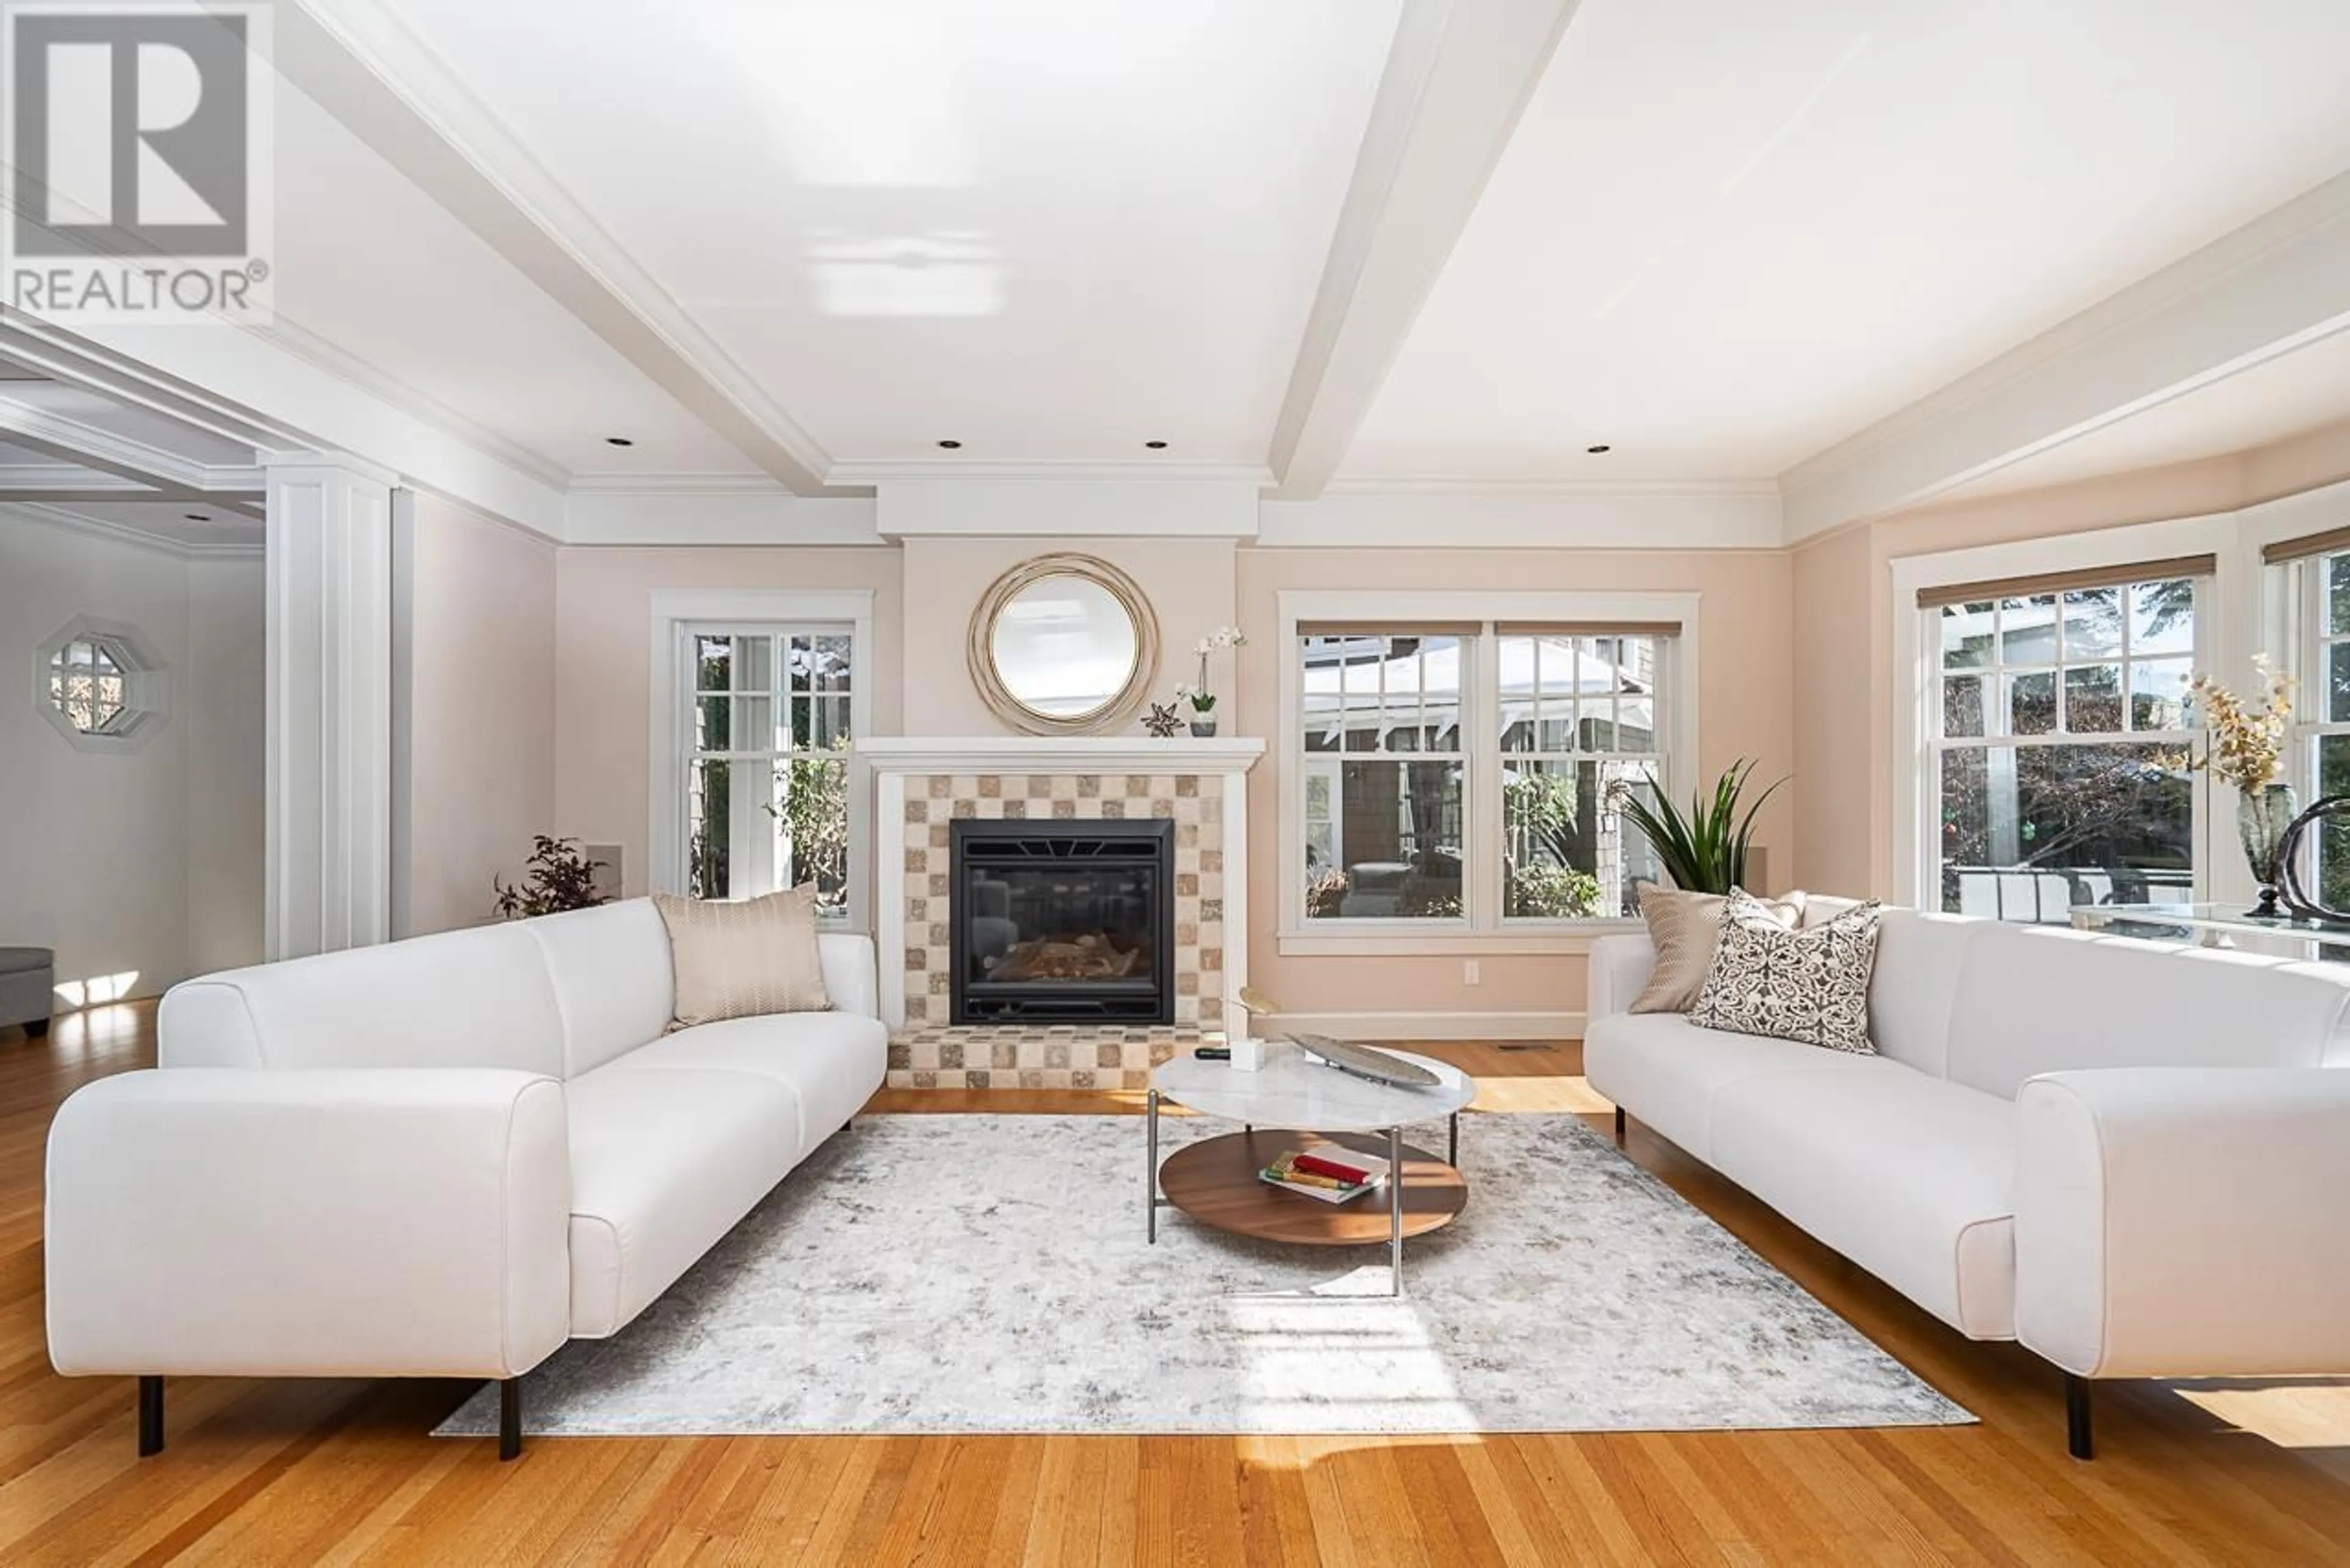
[1889,514,2247,913]
[1275,589,1700,954]
[647,589,876,930]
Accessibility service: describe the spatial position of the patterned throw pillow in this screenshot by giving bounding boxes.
[653,884,833,1031]
[1690,889,1882,1053]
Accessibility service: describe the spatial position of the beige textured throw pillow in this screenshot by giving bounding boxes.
[1629,884,1804,1014]
[653,884,832,1031]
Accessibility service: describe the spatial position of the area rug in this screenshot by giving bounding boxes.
[438,1113,1971,1436]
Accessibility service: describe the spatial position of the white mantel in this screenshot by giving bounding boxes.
[857,736,1266,775]
[859,736,1265,1036]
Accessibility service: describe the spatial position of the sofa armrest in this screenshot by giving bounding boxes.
[819,932,880,1020]
[1586,935,1658,1023]
[2014,1067,2350,1379]
[46,1069,570,1379]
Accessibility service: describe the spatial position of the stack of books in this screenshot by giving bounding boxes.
[1260,1146,1392,1204]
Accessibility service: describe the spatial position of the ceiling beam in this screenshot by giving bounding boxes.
[0,395,266,515]
[1267,0,1585,500]
[278,0,848,496]
[1780,171,2350,541]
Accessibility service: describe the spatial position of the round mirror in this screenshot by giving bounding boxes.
[968,554,1159,734]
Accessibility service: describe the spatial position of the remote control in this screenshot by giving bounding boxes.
[1193,1045,1231,1061]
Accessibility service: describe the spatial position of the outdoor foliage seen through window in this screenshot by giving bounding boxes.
[1300,630,1663,923]
[47,635,135,736]
[1933,577,2197,923]
[686,630,852,916]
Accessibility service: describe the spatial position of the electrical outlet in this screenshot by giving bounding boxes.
[1463,959,1481,986]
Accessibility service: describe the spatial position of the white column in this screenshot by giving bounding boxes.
[265,454,397,960]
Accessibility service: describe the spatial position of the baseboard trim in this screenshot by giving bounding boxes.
[1276,1011,1583,1042]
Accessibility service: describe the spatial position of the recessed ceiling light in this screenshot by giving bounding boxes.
[1586,443,1611,454]
[1144,440,1168,450]
[184,512,210,522]
[605,436,634,447]
[937,439,963,449]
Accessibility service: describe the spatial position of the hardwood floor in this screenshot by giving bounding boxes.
[4,1009,2349,1564]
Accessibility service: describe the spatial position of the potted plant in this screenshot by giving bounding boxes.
[2188,656,2296,917]
[1613,760,1784,895]
[1176,625,1247,737]
[493,835,611,919]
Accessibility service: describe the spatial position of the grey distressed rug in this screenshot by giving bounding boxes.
[439,1112,1971,1436]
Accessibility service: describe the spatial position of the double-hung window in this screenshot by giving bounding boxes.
[1281,594,1693,945]
[650,587,875,927]
[1922,561,2207,922]
[2270,531,2350,909]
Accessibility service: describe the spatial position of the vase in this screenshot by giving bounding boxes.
[1189,718,1218,738]
[2239,783,2297,918]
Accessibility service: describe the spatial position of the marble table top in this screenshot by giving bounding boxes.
[1151,1039,1474,1131]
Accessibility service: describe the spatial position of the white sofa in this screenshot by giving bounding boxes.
[44,898,887,1459]
[1585,902,2350,1458]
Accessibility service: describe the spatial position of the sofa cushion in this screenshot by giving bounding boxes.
[1944,923,2350,1099]
[1861,910,1977,1078]
[159,925,566,1075]
[1582,1011,1897,1163]
[1628,886,1801,1014]
[523,900,677,1078]
[1709,1068,2017,1338]
[600,1011,887,1151]
[1692,894,1881,1053]
[563,1066,802,1337]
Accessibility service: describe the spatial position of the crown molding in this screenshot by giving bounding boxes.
[826,458,1273,487]
[4,500,264,559]
[565,471,797,496]
[1321,476,1781,499]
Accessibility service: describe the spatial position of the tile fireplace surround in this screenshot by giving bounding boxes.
[860,737,1266,1089]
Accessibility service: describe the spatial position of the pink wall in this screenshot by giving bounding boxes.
[397,494,558,936]
[1235,547,1797,1021]
[899,535,1237,733]
[551,546,905,897]
[1787,442,2350,897]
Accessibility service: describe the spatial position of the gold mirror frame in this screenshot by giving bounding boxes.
[968,553,1160,735]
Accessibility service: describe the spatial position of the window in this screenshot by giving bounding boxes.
[35,619,165,752]
[1281,594,1692,944]
[1927,572,2202,922]
[2289,548,2350,909]
[681,626,856,918]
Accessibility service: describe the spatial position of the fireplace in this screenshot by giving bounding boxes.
[950,818,1174,1023]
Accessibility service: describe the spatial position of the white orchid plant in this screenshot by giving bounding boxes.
[1176,625,1247,714]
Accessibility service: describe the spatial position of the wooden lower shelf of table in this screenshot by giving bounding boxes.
[1157,1128,1467,1245]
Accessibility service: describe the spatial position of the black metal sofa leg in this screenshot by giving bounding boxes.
[1613,1106,1626,1144]
[2066,1374,2094,1460]
[138,1376,163,1457]
[500,1378,522,1462]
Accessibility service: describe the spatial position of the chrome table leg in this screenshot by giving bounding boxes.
[1146,1088,1160,1243]
[1389,1124,1404,1296]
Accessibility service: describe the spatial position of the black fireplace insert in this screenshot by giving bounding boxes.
[950,818,1174,1023]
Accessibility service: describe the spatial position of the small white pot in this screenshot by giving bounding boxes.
[1229,1034,1264,1072]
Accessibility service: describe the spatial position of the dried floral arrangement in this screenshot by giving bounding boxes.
[2188,656,2295,793]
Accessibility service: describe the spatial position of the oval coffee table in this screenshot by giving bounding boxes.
[1147,1040,1475,1294]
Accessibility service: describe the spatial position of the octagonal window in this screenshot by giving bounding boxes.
[35,619,166,752]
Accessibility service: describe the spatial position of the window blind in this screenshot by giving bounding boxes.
[1913,554,2215,609]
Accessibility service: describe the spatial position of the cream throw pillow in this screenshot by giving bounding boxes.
[1629,884,1804,1014]
[652,884,832,1031]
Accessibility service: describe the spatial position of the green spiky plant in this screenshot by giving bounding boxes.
[1614,759,1786,895]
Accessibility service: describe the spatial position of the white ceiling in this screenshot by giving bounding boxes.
[1343,0,2350,483]
[356,0,1402,469]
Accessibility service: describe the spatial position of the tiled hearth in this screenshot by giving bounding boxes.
[860,737,1264,1089]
